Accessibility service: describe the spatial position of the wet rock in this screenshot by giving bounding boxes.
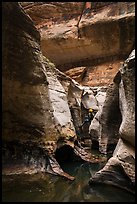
[74,142,107,164]
[47,156,75,181]
[89,139,135,194]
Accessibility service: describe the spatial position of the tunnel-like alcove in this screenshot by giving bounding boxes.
[55,145,82,165]
[55,144,84,175]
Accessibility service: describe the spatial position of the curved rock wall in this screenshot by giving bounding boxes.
[2,2,55,143]
[98,82,122,154]
[89,50,135,194]
[2,2,75,165]
[2,2,97,179]
[2,2,135,188]
[119,50,135,147]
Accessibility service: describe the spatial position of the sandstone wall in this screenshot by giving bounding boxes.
[2,2,75,155]
[89,50,135,194]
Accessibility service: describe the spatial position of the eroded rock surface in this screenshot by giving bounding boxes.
[2,2,102,180]
[2,2,77,179]
[89,50,135,194]
[99,82,122,154]
[2,2,135,191]
[22,2,135,88]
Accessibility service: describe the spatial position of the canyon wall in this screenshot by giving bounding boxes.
[2,2,135,191]
[2,2,76,172]
[22,2,135,87]
[89,50,135,194]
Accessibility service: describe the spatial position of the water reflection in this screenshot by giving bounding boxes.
[2,162,135,202]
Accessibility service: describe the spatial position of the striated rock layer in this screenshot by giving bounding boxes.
[2,2,76,179]
[22,2,135,87]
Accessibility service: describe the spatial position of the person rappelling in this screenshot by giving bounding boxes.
[80,108,95,128]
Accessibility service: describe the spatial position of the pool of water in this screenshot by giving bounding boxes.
[2,161,135,202]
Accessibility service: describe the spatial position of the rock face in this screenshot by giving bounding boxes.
[2,2,76,178]
[20,2,115,28]
[2,2,101,179]
[2,2,55,143]
[2,2,135,192]
[90,82,122,154]
[89,50,135,194]
[89,87,107,149]
[64,66,87,83]
[44,58,75,140]
[41,3,134,65]
[22,2,135,87]
[20,2,83,27]
[119,50,135,147]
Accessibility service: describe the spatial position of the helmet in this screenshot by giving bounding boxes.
[89,108,93,113]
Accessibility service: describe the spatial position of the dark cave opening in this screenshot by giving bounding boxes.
[107,143,117,154]
[55,145,81,165]
[92,140,99,150]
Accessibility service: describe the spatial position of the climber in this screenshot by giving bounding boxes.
[80,108,94,128]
